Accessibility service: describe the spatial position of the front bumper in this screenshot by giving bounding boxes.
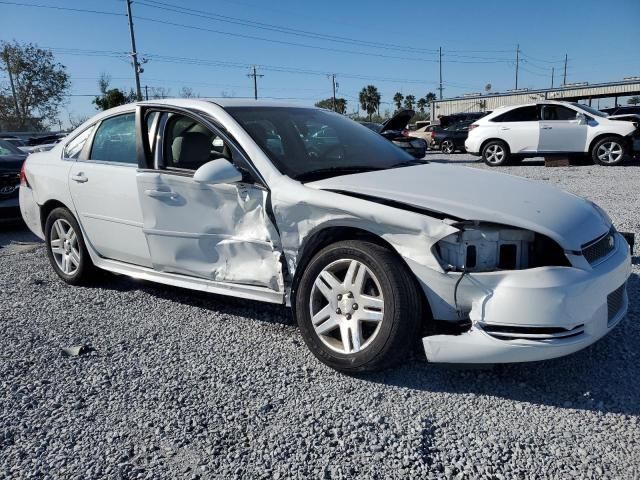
[422,233,632,363]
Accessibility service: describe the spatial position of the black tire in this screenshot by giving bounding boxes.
[482,140,510,166]
[591,136,626,166]
[45,207,98,285]
[441,139,456,154]
[295,240,421,373]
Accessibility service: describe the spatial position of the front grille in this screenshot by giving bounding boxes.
[582,228,616,264]
[480,323,585,341]
[607,283,626,326]
[0,173,20,198]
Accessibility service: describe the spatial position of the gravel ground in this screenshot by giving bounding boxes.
[1,154,639,479]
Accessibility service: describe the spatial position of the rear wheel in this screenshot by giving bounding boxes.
[592,136,626,166]
[295,240,421,373]
[441,139,455,154]
[45,207,97,285]
[482,140,510,166]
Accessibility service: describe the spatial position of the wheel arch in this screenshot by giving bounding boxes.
[587,133,625,156]
[289,225,433,330]
[479,137,511,155]
[40,199,74,233]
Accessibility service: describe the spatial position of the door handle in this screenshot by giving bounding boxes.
[500,127,510,130]
[145,189,177,199]
[71,173,88,183]
[541,126,553,130]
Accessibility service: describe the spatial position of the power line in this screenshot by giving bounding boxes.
[0,1,123,16]
[136,0,443,55]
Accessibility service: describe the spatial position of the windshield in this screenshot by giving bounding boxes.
[0,140,24,156]
[226,107,413,180]
[571,103,608,118]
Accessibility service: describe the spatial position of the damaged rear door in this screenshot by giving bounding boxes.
[135,107,284,294]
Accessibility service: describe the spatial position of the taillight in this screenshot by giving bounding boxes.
[468,124,479,131]
[19,161,29,187]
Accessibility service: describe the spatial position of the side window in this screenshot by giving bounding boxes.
[541,105,578,121]
[89,113,137,164]
[63,125,95,159]
[493,106,538,122]
[161,113,231,171]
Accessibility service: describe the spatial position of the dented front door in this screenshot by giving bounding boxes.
[136,171,284,292]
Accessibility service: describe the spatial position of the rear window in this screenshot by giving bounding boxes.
[492,106,538,122]
[89,113,137,164]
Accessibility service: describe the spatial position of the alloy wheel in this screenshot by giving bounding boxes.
[309,259,385,354]
[50,219,81,275]
[597,141,623,164]
[442,140,454,154]
[485,144,505,164]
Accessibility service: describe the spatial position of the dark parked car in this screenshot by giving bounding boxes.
[438,112,489,128]
[432,122,472,153]
[601,105,640,116]
[0,140,27,223]
[360,109,426,158]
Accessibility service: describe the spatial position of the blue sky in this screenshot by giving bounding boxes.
[2,0,639,126]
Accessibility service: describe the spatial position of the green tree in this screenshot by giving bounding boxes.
[315,97,347,114]
[359,85,381,121]
[393,92,404,110]
[0,41,70,130]
[417,98,427,113]
[425,92,437,103]
[628,96,640,105]
[403,94,416,110]
[93,73,136,111]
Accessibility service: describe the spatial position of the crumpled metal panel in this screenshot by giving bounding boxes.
[137,172,283,291]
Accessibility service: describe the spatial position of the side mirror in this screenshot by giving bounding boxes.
[576,112,587,125]
[193,158,242,185]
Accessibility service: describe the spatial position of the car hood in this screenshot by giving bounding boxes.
[306,164,608,250]
[380,109,414,133]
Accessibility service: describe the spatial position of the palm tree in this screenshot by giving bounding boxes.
[359,85,381,121]
[417,97,427,113]
[393,92,404,110]
[403,94,416,110]
[628,96,640,105]
[425,92,437,103]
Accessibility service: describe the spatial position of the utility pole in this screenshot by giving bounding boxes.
[563,53,568,86]
[1,50,21,120]
[438,46,443,100]
[144,85,149,101]
[126,0,143,101]
[515,44,520,89]
[329,74,337,111]
[551,67,555,89]
[247,65,263,100]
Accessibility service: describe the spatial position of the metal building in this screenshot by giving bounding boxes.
[430,78,640,119]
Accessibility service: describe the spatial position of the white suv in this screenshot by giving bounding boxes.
[465,101,638,166]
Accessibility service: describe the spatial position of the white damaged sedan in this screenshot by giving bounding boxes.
[19,99,631,372]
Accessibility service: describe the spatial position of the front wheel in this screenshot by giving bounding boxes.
[592,137,626,166]
[45,207,97,285]
[441,139,455,154]
[482,140,510,166]
[295,240,421,373]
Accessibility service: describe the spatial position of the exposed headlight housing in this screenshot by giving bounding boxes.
[434,222,570,272]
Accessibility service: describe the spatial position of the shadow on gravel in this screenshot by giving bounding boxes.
[361,271,640,418]
[0,222,39,249]
[92,273,294,327]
